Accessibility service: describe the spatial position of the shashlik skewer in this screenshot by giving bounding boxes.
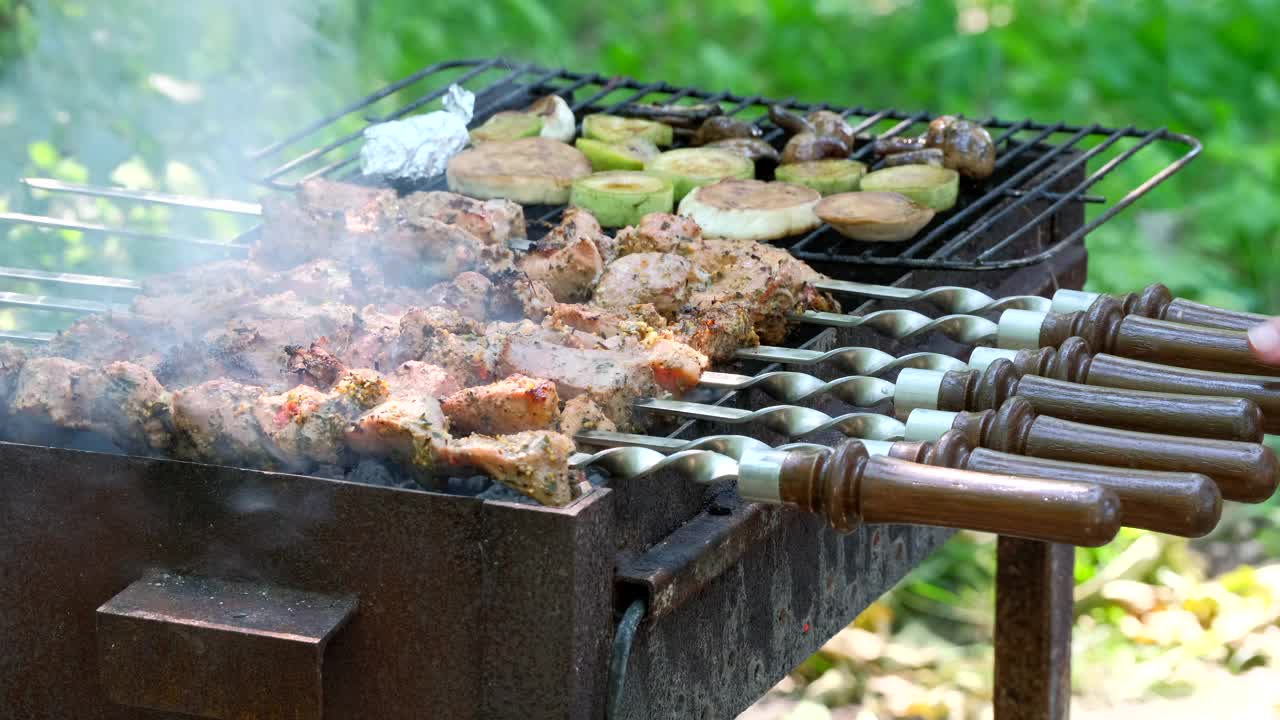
[574,429,1220,538]
[571,437,1122,546]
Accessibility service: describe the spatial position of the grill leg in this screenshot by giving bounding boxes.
[993,537,1074,720]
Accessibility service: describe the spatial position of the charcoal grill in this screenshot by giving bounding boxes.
[0,58,1203,720]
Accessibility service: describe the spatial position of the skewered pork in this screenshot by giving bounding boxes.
[441,373,561,435]
[440,431,576,506]
[592,252,703,317]
[557,395,617,436]
[613,212,702,256]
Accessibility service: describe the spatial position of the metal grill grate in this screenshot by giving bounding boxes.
[249,57,1200,271]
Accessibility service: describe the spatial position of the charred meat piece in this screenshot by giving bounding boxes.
[518,235,603,303]
[636,338,707,394]
[613,213,702,256]
[592,252,705,317]
[397,191,527,247]
[285,341,346,389]
[440,430,577,507]
[421,271,493,322]
[687,237,837,344]
[441,373,561,436]
[344,305,405,371]
[486,269,558,322]
[0,343,27,407]
[8,357,172,453]
[48,313,174,369]
[558,395,617,436]
[171,379,276,467]
[391,306,498,386]
[670,303,759,363]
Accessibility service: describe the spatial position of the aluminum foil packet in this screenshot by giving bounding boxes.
[360,84,475,180]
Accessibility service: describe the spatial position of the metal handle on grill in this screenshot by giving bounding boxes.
[1052,284,1269,332]
[998,301,1280,377]
[754,441,1121,546]
[906,397,1280,503]
[895,359,1264,441]
[971,337,1280,434]
[888,431,1220,537]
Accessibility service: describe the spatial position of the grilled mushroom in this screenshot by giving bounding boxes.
[806,110,854,152]
[925,116,996,179]
[780,133,848,164]
[692,116,763,146]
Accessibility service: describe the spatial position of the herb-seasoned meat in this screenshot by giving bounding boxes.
[440,430,577,507]
[442,373,560,436]
[592,252,704,317]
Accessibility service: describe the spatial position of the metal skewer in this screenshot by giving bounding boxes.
[21,178,264,217]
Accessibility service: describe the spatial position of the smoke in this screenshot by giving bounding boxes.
[0,0,363,200]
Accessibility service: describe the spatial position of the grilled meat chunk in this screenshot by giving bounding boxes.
[518,235,603,302]
[440,430,577,507]
[397,191,526,247]
[0,344,27,407]
[592,252,704,317]
[391,306,498,385]
[345,305,404,371]
[421,271,493,322]
[558,395,617,436]
[441,374,561,436]
[486,270,557,321]
[252,369,390,469]
[171,379,275,466]
[498,335,659,429]
[687,237,837,344]
[345,397,451,474]
[386,360,463,399]
[614,213,702,256]
[8,357,172,453]
[545,302,666,339]
[670,303,759,362]
[284,341,346,389]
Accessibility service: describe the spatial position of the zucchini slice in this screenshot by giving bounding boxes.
[570,171,674,227]
[447,137,592,204]
[645,148,754,201]
[815,191,936,242]
[774,159,867,195]
[859,164,959,211]
[582,114,674,146]
[677,179,821,242]
[574,137,661,171]
[470,112,543,144]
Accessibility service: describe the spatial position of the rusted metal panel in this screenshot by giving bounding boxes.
[993,538,1074,720]
[97,573,357,719]
[0,441,612,720]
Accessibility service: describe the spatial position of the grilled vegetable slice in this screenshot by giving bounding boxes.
[574,137,660,171]
[645,148,754,201]
[447,137,592,204]
[705,138,780,175]
[859,164,959,211]
[677,179,821,242]
[582,114,674,146]
[470,112,543,144]
[815,191,935,242]
[774,159,867,195]
[528,95,576,142]
[780,133,849,164]
[570,171,674,227]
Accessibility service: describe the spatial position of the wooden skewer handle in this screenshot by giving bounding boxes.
[973,337,1280,435]
[1055,284,1268,332]
[888,431,1221,537]
[948,397,1280,504]
[776,441,1121,546]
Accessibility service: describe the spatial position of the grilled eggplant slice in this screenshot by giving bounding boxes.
[583,114,674,146]
[677,178,821,242]
[774,159,867,195]
[815,191,935,242]
[645,147,754,201]
[570,171,675,227]
[447,137,592,204]
[859,164,959,211]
